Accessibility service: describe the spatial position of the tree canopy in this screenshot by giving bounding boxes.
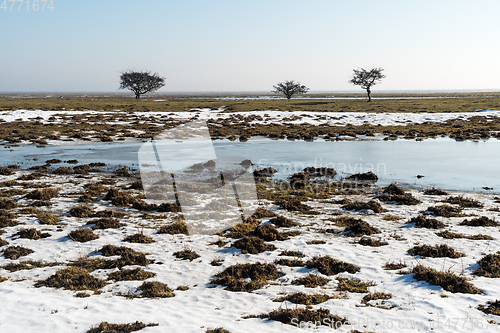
[272,80,309,99]
[119,71,165,99]
[349,68,385,102]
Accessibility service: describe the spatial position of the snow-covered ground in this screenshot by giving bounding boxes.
[0,169,500,333]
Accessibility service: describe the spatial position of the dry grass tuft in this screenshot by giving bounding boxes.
[273,292,339,305]
[336,277,374,293]
[358,237,388,247]
[108,268,155,281]
[136,281,174,298]
[232,236,276,254]
[408,244,464,258]
[87,321,158,333]
[69,205,94,218]
[408,215,446,229]
[246,307,349,327]
[292,274,329,288]
[87,218,125,230]
[26,188,59,200]
[425,205,463,217]
[68,228,99,242]
[423,187,448,195]
[35,266,106,291]
[436,230,493,240]
[478,300,500,316]
[460,216,498,227]
[124,233,154,243]
[14,228,50,240]
[157,220,189,235]
[342,200,386,213]
[408,264,481,294]
[305,256,359,275]
[383,261,407,270]
[269,215,299,227]
[444,196,483,208]
[474,254,500,278]
[173,249,200,261]
[210,263,278,292]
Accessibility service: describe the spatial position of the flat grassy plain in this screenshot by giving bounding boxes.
[1,92,500,113]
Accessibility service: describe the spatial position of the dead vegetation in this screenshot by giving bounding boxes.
[97,245,152,269]
[87,218,125,230]
[423,187,448,195]
[252,224,287,241]
[232,236,276,254]
[2,245,34,259]
[408,215,446,229]
[347,171,378,181]
[1,260,60,272]
[444,195,484,208]
[273,292,339,305]
[341,200,386,213]
[269,215,299,227]
[407,264,481,294]
[87,321,158,333]
[478,300,500,316]
[124,233,154,243]
[246,307,348,328]
[474,254,500,278]
[292,274,329,288]
[69,205,94,218]
[173,249,200,261]
[68,228,99,242]
[14,228,51,240]
[210,263,279,292]
[279,250,305,257]
[274,258,304,267]
[425,205,464,217]
[436,230,493,240]
[108,268,155,281]
[358,237,388,247]
[26,188,59,200]
[460,216,498,227]
[305,256,359,275]
[383,261,407,270]
[336,277,374,293]
[343,220,381,237]
[136,281,174,298]
[408,244,464,258]
[35,266,106,291]
[157,220,189,235]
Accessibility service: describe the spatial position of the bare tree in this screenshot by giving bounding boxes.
[272,80,309,99]
[349,68,385,102]
[119,70,165,99]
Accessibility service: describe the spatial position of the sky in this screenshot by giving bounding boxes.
[1,0,500,93]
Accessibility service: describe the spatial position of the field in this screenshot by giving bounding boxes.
[0,93,500,332]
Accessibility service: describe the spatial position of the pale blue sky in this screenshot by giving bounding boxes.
[1,0,499,92]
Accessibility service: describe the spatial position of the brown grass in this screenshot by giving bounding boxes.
[436,230,493,240]
[247,307,348,327]
[279,250,305,257]
[336,277,374,293]
[460,216,498,227]
[425,205,464,217]
[409,264,481,294]
[14,228,50,240]
[35,266,106,291]
[3,246,34,260]
[87,218,125,229]
[210,263,278,292]
[274,258,304,267]
[408,244,464,258]
[444,196,483,208]
[124,233,154,243]
[383,261,407,270]
[305,256,359,275]
[273,292,337,305]
[157,220,189,235]
[292,274,329,288]
[232,236,276,254]
[69,205,94,218]
[87,321,158,333]
[342,200,386,213]
[252,224,287,241]
[474,254,500,278]
[423,187,448,195]
[343,220,381,237]
[26,188,59,200]
[108,268,155,281]
[478,300,500,316]
[358,237,388,247]
[136,281,174,298]
[68,228,99,242]
[408,215,446,229]
[269,215,299,227]
[173,249,200,261]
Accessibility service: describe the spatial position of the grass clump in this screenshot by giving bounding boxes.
[274,258,304,267]
[0,211,18,227]
[376,194,421,205]
[247,307,348,328]
[347,171,378,181]
[36,210,60,225]
[273,292,336,305]
[444,195,483,208]
[436,230,493,240]
[424,187,448,195]
[173,249,200,261]
[306,240,326,245]
[474,254,500,278]
[124,233,154,243]
[87,321,158,333]
[305,256,359,275]
[478,300,500,316]
[97,245,152,268]
[408,215,446,229]
[251,207,276,219]
[383,214,401,221]
[205,328,229,333]
[69,205,94,218]
[1,260,60,272]
[343,220,381,237]
[361,292,392,305]
[383,261,407,270]
[3,246,34,260]
[252,224,287,241]
[92,210,126,218]
[87,218,125,230]
[292,274,329,288]
[274,198,313,213]
[409,264,481,294]
[14,228,51,240]
[232,236,276,254]
[136,281,174,298]
[336,277,374,293]
[382,183,405,195]
[358,237,388,247]
[221,222,257,238]
[108,268,155,281]
[35,266,106,291]
[279,250,305,257]
[460,216,498,227]
[425,205,463,217]
[68,228,99,242]
[408,244,464,258]
[210,263,278,292]
[0,198,17,210]
[269,215,299,227]
[0,238,8,247]
[342,200,387,213]
[157,220,189,235]
[26,188,59,200]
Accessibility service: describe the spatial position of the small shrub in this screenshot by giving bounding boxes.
[232,236,276,254]
[336,277,373,293]
[409,264,481,294]
[68,228,99,242]
[210,263,278,292]
[460,216,498,227]
[291,274,329,288]
[409,215,446,229]
[108,268,155,281]
[305,256,359,275]
[3,246,34,260]
[408,244,464,258]
[35,266,106,291]
[173,249,200,261]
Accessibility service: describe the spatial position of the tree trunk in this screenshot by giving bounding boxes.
[135,93,140,99]
[366,88,371,102]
